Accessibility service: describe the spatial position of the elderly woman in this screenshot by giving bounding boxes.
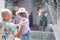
[0,9,25,40]
[0,9,13,40]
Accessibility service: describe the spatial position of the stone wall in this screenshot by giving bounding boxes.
[30,31,55,40]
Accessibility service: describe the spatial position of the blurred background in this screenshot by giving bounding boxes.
[0,0,60,40]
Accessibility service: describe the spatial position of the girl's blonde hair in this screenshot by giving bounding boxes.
[16,8,29,18]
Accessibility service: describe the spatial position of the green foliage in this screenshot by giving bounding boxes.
[34,0,42,5]
[34,0,42,3]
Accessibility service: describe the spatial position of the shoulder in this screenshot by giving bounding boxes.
[42,16,47,18]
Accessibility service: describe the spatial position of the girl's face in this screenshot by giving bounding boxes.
[16,13,22,18]
[16,12,27,18]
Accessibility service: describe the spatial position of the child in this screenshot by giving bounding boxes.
[16,8,30,40]
[1,9,24,40]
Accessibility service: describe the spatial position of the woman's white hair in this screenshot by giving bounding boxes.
[1,8,12,15]
[0,9,12,20]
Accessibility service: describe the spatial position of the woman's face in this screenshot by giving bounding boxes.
[2,12,12,22]
[39,5,43,9]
